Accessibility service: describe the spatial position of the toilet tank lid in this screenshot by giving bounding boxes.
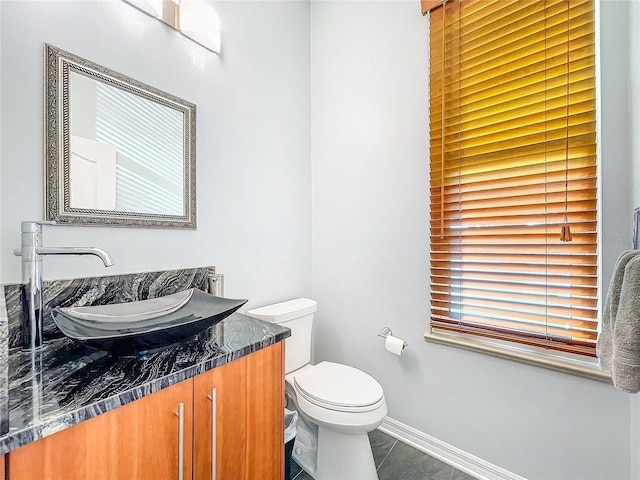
[246,298,317,323]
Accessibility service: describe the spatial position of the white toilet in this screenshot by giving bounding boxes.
[247,298,387,480]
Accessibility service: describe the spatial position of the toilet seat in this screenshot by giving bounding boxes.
[293,361,384,412]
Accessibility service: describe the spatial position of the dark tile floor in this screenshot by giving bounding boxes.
[289,429,476,480]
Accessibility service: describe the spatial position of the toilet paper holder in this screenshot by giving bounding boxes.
[377,327,408,348]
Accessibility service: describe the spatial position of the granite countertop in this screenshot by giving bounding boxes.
[0,312,290,454]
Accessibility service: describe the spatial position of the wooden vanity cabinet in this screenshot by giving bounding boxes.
[193,342,284,480]
[8,378,194,480]
[5,342,284,480]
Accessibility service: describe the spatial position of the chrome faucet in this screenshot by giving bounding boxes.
[13,221,114,351]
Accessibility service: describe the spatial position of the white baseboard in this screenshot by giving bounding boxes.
[378,417,526,480]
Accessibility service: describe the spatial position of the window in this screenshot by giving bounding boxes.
[427,0,598,356]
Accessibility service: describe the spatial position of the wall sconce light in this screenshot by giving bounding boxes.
[179,1,221,54]
[123,0,221,54]
[123,0,163,19]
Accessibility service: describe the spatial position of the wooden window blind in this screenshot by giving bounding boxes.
[428,0,598,356]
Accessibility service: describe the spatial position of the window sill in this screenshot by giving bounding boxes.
[424,330,612,383]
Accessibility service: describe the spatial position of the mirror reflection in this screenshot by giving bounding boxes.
[69,72,185,215]
[45,44,196,228]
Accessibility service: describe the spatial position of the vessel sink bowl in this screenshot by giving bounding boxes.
[51,288,247,356]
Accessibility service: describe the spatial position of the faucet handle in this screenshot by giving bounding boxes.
[14,221,57,256]
[20,221,56,233]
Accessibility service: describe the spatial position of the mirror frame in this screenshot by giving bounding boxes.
[44,44,197,229]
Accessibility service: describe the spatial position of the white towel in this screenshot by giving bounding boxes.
[597,250,640,368]
[600,252,640,393]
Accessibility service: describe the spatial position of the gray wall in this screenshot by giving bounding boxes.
[0,1,2,271]
[628,1,640,478]
[310,1,635,479]
[0,0,312,308]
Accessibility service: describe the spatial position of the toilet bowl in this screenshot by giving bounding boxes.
[247,299,386,480]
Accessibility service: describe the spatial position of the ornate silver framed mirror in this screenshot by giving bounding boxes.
[44,44,196,228]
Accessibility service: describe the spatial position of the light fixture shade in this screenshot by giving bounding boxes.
[179,0,221,53]
[122,0,163,19]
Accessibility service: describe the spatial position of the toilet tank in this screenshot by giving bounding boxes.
[246,298,317,374]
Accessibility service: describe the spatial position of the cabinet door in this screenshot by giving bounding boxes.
[194,352,248,480]
[246,342,284,480]
[193,343,284,480]
[9,378,193,480]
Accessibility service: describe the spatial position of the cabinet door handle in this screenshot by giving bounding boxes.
[175,402,185,480]
[207,388,217,480]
